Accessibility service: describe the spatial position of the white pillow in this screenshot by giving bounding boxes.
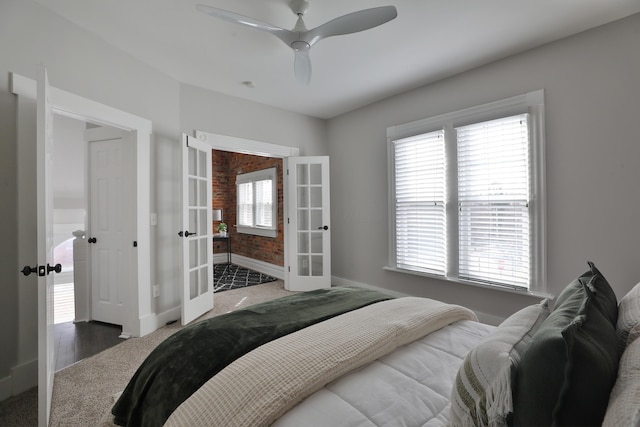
[602,337,640,427]
[617,282,640,349]
[449,300,550,427]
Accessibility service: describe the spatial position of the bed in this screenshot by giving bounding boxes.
[110,262,640,426]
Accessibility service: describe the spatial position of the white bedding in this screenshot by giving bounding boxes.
[273,320,495,427]
[167,297,481,427]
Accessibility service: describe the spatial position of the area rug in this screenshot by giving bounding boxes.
[214,263,277,292]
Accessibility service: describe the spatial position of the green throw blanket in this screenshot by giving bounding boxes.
[111,287,393,426]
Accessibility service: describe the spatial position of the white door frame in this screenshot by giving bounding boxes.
[193,131,300,290]
[11,72,152,338]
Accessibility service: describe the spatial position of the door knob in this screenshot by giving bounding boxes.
[88,237,97,244]
[21,265,37,276]
[317,225,329,230]
[178,231,197,238]
[47,263,62,274]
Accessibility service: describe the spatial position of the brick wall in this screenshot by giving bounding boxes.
[212,150,284,266]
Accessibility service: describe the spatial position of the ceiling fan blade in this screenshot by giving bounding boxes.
[307,6,397,45]
[294,50,311,85]
[196,4,295,45]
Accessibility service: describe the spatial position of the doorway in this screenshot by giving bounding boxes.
[51,116,134,328]
[51,114,87,325]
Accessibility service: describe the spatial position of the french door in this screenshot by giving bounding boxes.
[286,156,331,291]
[180,134,213,324]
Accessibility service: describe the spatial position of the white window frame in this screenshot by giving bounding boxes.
[386,90,548,296]
[236,167,278,238]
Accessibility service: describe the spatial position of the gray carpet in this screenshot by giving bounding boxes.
[0,280,293,427]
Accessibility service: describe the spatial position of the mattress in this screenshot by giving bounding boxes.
[273,319,495,427]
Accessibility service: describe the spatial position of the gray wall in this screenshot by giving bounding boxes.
[0,0,176,394]
[327,13,640,321]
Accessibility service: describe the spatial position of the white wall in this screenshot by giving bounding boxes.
[53,115,86,210]
[327,13,640,320]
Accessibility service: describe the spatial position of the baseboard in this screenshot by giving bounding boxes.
[139,305,181,337]
[11,359,37,396]
[0,358,38,402]
[221,254,285,280]
[331,275,505,326]
[0,376,11,402]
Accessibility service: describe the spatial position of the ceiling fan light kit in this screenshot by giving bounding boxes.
[196,2,397,85]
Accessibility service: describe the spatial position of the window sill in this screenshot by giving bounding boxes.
[237,226,277,238]
[383,266,554,300]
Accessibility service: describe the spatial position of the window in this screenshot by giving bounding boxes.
[236,167,278,237]
[387,90,546,293]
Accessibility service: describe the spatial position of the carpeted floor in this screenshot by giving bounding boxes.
[214,263,277,292]
[0,280,293,427]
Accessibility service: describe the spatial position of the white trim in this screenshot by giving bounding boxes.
[11,72,153,338]
[11,359,38,396]
[195,131,298,157]
[236,167,278,237]
[139,305,181,336]
[0,376,11,402]
[196,130,300,289]
[387,90,544,141]
[227,254,285,280]
[382,265,554,300]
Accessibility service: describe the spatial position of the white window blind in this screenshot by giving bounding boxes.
[394,130,446,275]
[457,114,530,287]
[236,167,278,238]
[238,182,253,227]
[255,179,273,228]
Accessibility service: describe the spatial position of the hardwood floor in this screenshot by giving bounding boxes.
[54,321,125,371]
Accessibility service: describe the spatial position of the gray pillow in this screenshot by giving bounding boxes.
[512,262,620,427]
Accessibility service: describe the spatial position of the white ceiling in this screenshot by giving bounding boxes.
[36,0,640,119]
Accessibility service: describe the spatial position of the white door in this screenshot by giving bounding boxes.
[87,127,136,325]
[36,65,56,427]
[181,134,214,325]
[286,156,331,291]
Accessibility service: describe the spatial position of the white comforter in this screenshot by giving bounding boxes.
[274,319,494,427]
[167,297,493,427]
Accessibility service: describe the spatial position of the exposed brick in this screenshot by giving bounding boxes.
[212,150,284,267]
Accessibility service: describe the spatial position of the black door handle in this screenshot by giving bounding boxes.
[47,263,62,274]
[317,225,329,230]
[178,231,197,238]
[88,237,97,244]
[21,265,37,276]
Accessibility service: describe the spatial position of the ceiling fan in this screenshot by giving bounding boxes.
[196,1,398,85]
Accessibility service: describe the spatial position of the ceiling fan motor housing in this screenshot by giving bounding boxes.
[289,0,309,16]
